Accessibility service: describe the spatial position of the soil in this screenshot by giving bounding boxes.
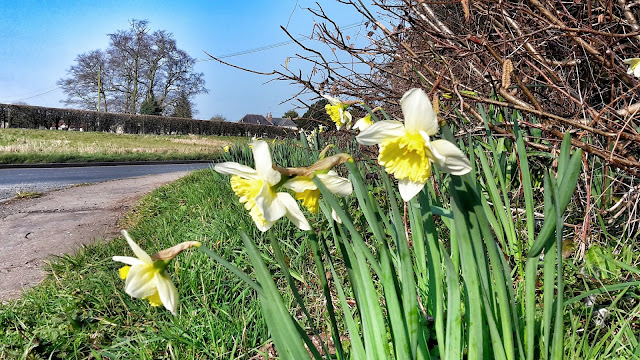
[0,171,191,303]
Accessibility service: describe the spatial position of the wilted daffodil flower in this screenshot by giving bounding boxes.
[356,88,471,202]
[214,140,311,232]
[624,58,640,78]
[113,230,200,316]
[323,95,353,130]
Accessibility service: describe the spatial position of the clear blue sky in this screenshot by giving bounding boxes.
[0,1,363,121]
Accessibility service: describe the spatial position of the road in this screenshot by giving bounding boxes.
[0,163,213,202]
[0,170,195,302]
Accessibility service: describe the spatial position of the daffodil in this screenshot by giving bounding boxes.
[323,95,353,130]
[306,129,318,144]
[356,88,471,201]
[624,58,640,78]
[223,145,230,152]
[353,113,373,131]
[112,230,200,316]
[214,140,311,232]
[284,171,352,214]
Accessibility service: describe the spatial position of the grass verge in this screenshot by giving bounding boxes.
[0,169,311,359]
[0,128,245,164]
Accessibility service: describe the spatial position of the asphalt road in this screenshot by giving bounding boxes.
[0,163,213,202]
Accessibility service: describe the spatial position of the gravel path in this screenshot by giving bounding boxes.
[0,171,191,303]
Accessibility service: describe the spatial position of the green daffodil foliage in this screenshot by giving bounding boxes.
[113,85,605,360]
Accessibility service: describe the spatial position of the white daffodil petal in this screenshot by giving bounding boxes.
[112,256,146,266]
[624,58,640,78]
[277,192,311,230]
[401,88,439,136]
[256,219,277,232]
[214,162,260,180]
[398,178,425,202]
[356,120,405,145]
[353,116,373,131]
[256,183,287,222]
[343,111,352,130]
[124,265,157,299]
[251,140,281,186]
[322,94,340,105]
[331,209,343,224]
[156,272,178,315]
[317,173,352,197]
[430,139,472,175]
[283,177,316,193]
[122,230,153,264]
[419,131,446,164]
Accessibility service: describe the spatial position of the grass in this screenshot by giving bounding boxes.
[13,191,42,199]
[0,169,317,359]
[1,131,638,359]
[0,128,245,164]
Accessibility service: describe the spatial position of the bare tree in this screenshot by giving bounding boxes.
[59,19,207,115]
[57,49,109,111]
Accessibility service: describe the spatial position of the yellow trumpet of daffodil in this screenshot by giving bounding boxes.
[356,88,471,202]
[284,170,353,214]
[214,140,310,232]
[113,230,200,316]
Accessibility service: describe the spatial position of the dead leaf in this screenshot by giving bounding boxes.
[502,59,513,89]
[461,0,470,22]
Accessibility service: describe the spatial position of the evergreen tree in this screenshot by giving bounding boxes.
[171,93,193,118]
[140,96,162,116]
[284,110,299,119]
[298,99,329,130]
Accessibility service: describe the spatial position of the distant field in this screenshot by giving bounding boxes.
[0,128,245,164]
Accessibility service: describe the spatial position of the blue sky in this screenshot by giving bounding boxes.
[0,1,362,121]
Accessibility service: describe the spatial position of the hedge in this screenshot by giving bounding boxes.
[0,103,297,138]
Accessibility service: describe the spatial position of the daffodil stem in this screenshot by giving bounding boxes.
[307,231,345,359]
[198,245,264,296]
[267,231,329,359]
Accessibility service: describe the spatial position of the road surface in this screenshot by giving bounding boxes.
[0,163,212,202]
[0,170,196,302]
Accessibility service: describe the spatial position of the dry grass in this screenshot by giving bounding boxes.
[0,128,246,163]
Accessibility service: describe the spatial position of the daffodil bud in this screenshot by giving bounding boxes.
[151,241,202,261]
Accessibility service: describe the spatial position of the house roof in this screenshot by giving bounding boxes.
[238,114,272,125]
[271,117,298,128]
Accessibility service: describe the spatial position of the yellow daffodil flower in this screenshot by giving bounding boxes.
[112,230,179,315]
[323,95,352,130]
[284,170,353,214]
[306,129,318,144]
[356,88,471,201]
[223,145,230,152]
[624,58,640,78]
[354,107,381,132]
[214,140,311,232]
[353,113,373,131]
